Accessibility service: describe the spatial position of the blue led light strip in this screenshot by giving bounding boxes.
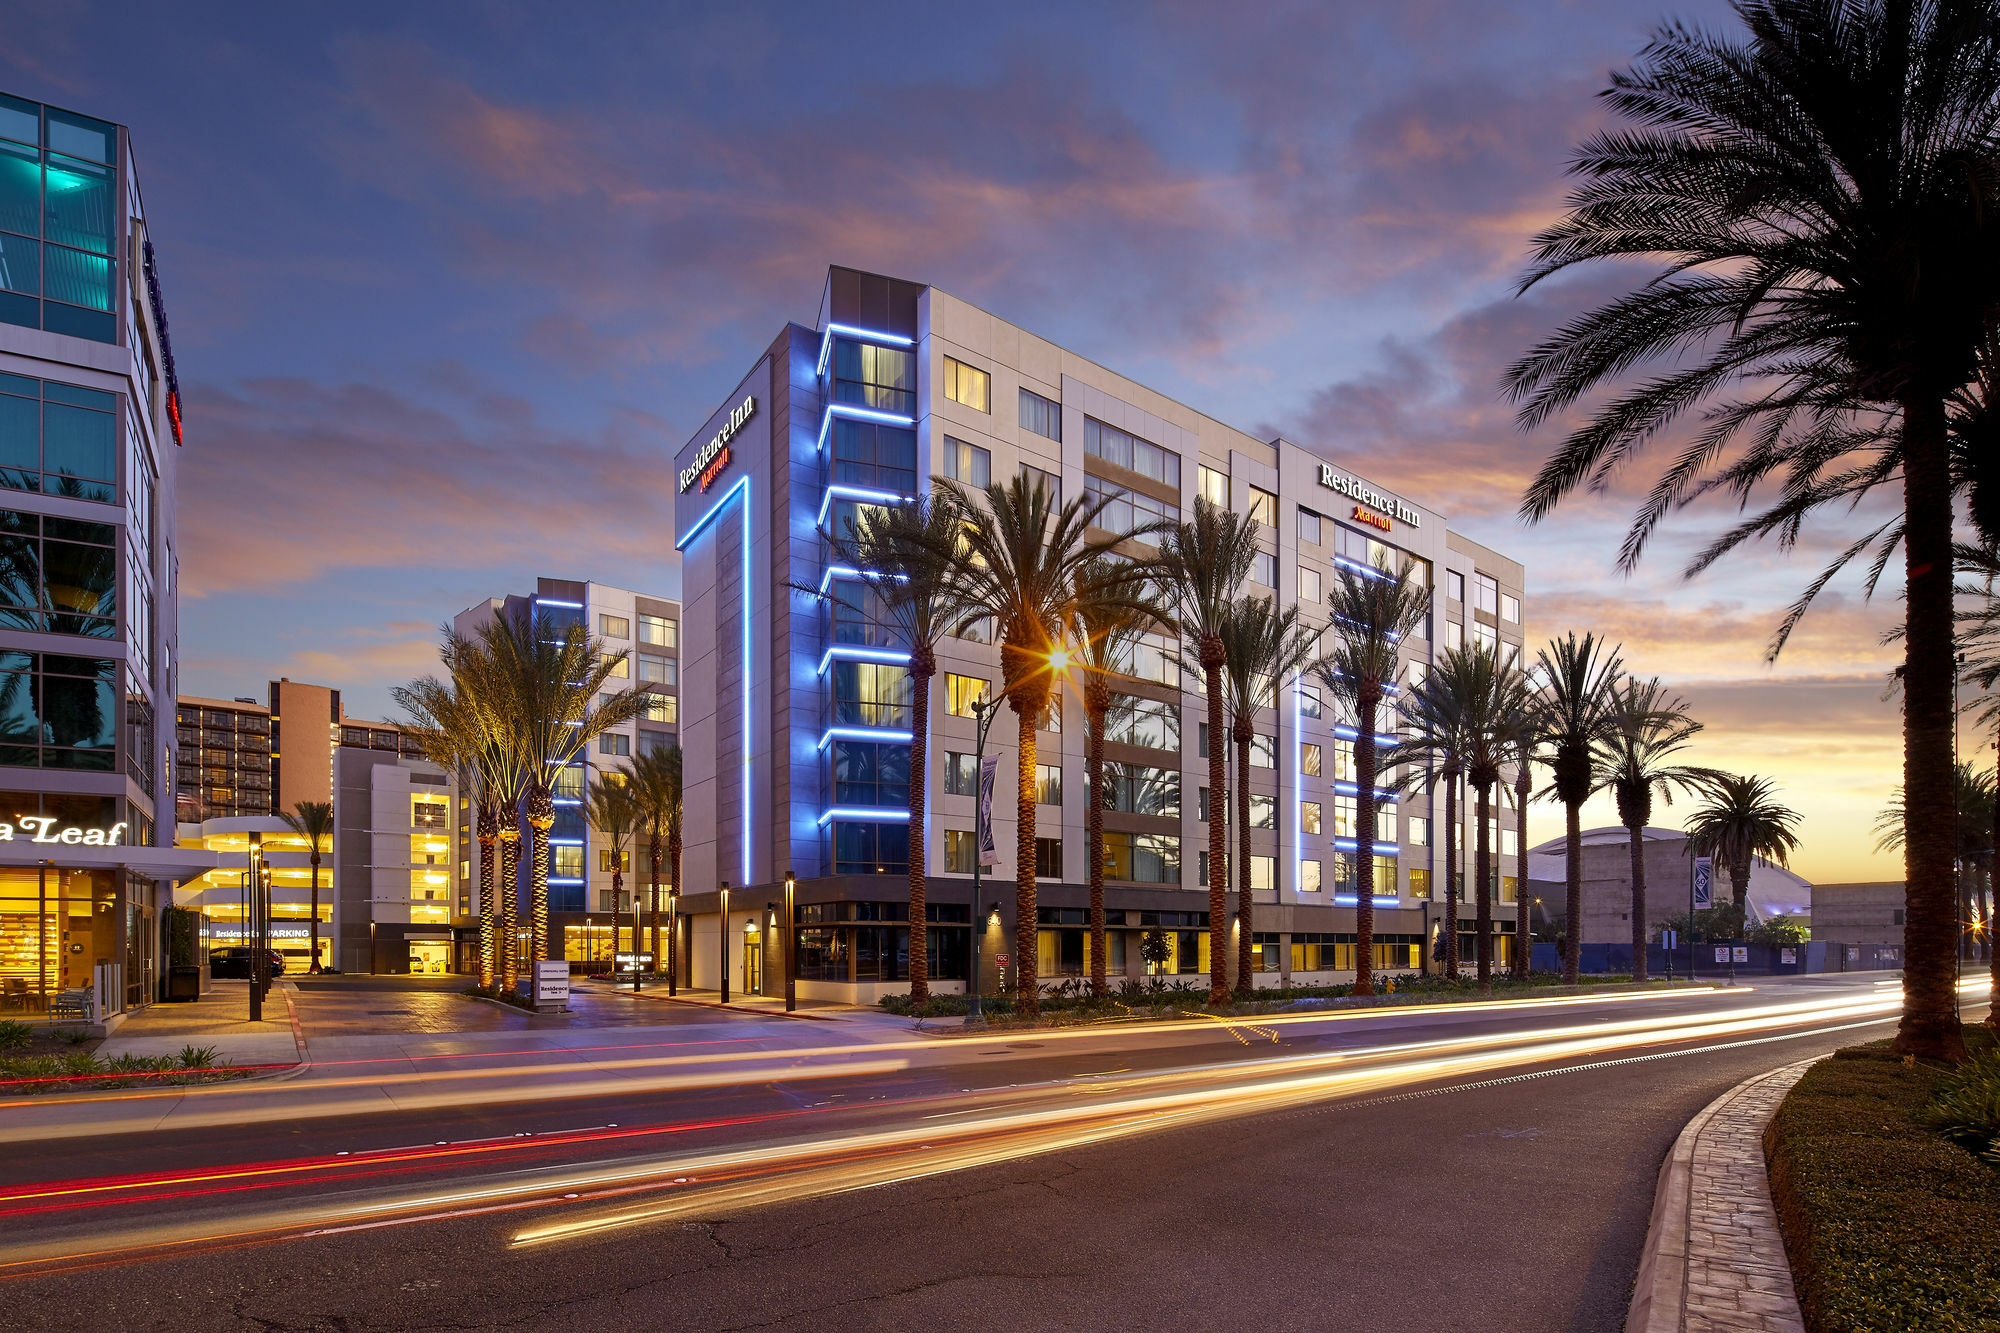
[815,483,912,531]
[1333,839,1403,856]
[818,564,909,596]
[817,645,913,675]
[816,807,913,828]
[816,403,917,453]
[675,473,755,886]
[817,725,915,751]
[816,322,916,379]
[534,597,584,609]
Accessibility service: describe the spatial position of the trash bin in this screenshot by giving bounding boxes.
[166,964,201,1002]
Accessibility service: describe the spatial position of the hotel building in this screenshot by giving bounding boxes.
[670,266,1528,1003]
[0,92,206,1019]
[454,576,682,965]
[173,678,450,974]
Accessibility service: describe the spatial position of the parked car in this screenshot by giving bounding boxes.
[208,947,286,979]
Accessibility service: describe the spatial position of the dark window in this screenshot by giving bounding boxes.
[1019,462,1060,510]
[1083,417,1180,486]
[942,751,977,797]
[1018,387,1061,441]
[1102,762,1180,818]
[831,738,910,806]
[0,509,115,637]
[832,820,909,875]
[1084,475,1173,538]
[0,650,116,770]
[0,376,118,503]
[830,418,916,492]
[940,436,990,488]
[1036,837,1062,879]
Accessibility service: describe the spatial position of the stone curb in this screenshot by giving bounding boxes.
[1626,1057,1818,1333]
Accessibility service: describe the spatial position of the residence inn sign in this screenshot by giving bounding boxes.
[1317,464,1420,528]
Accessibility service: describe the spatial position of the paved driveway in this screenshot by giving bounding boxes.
[288,974,740,1036]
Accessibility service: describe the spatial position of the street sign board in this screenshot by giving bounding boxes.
[1714,946,1730,964]
[995,953,1010,967]
[534,960,570,1004]
[615,952,654,969]
[1781,947,1797,965]
[1661,929,1678,949]
[1732,946,1749,963]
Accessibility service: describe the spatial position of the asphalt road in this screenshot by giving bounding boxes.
[2,972,1978,1332]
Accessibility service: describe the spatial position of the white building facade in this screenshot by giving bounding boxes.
[670,267,1529,1003]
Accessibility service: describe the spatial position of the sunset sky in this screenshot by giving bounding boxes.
[5,1,1929,883]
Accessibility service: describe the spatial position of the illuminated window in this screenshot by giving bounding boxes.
[1250,794,1276,829]
[598,848,631,873]
[601,653,628,679]
[941,435,990,487]
[1248,486,1277,527]
[1409,868,1431,899]
[1250,550,1275,587]
[637,652,676,686]
[943,356,990,412]
[1035,763,1062,806]
[599,614,629,638]
[1301,859,1322,893]
[944,828,976,874]
[1298,565,1322,606]
[638,614,677,648]
[1197,465,1228,508]
[1301,801,1321,835]
[1252,855,1275,892]
[1301,742,1322,777]
[643,694,677,724]
[944,673,989,718]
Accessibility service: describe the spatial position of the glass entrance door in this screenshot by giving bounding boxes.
[743,928,761,995]
[410,941,450,975]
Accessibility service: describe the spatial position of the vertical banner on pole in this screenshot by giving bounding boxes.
[977,755,1000,867]
[1693,856,1713,910]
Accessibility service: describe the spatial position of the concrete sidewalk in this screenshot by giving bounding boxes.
[96,981,304,1065]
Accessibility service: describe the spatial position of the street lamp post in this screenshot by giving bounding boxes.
[631,868,643,993]
[667,887,679,996]
[718,879,730,1003]
[248,833,264,1022]
[784,869,797,1013]
[965,694,1003,1026]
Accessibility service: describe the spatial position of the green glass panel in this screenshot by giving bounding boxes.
[0,395,35,472]
[0,142,38,238]
[0,96,37,150]
[0,234,34,301]
[43,245,111,312]
[42,154,110,254]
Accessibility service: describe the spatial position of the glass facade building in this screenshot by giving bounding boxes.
[0,92,188,1021]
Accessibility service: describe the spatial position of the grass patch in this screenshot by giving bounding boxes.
[1767,1026,2000,1333]
[881,971,1698,1029]
[0,1043,266,1096]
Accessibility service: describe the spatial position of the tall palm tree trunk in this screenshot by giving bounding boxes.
[1513,767,1530,981]
[1898,392,1966,1060]
[1626,820,1648,983]
[477,806,497,988]
[1563,799,1582,984]
[524,789,553,966]
[1354,695,1379,996]
[1234,726,1253,997]
[1729,854,1751,915]
[309,853,322,974]
[1442,767,1460,979]
[1203,648,1229,1005]
[1014,704,1040,1015]
[1475,782,1493,993]
[648,831,662,972]
[1087,694,1108,999]
[498,830,519,991]
[907,658,933,1004]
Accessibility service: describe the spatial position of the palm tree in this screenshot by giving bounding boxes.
[1396,688,1468,980]
[1160,497,1263,1005]
[1598,678,1716,982]
[1394,646,1531,992]
[937,472,1148,1014]
[1873,761,1993,964]
[1687,774,1804,918]
[278,800,334,974]
[1504,3,2000,1059]
[394,655,528,991]
[1317,560,1432,996]
[1212,596,1321,995]
[818,496,967,1004]
[586,769,639,967]
[626,743,682,979]
[1534,633,1625,983]
[1068,559,1158,999]
[458,609,650,966]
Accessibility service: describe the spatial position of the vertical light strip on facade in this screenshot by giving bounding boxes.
[675,472,755,887]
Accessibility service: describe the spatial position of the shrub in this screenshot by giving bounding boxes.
[1920,1049,2000,1166]
[0,1020,31,1051]
[177,1043,220,1069]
